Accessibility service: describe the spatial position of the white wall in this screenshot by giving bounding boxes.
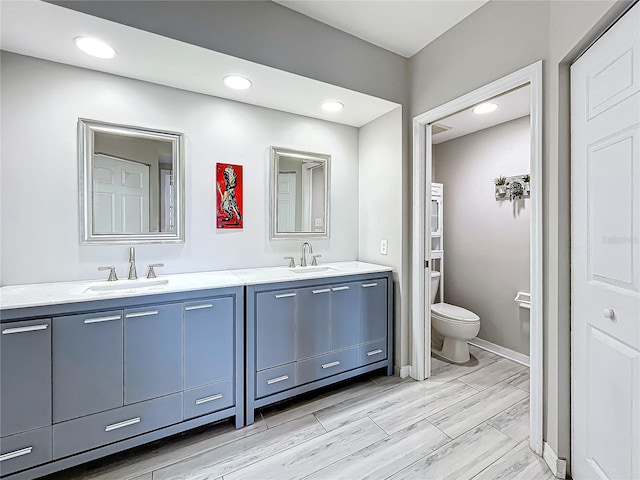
[0,53,360,285]
[434,117,531,355]
[358,107,406,369]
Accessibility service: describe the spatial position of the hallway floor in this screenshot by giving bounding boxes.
[48,346,552,480]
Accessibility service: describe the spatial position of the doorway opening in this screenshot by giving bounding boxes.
[410,61,543,455]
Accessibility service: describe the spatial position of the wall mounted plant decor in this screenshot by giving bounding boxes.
[216,163,244,228]
[495,174,531,201]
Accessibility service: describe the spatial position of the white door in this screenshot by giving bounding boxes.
[571,3,640,479]
[277,172,297,232]
[93,154,150,234]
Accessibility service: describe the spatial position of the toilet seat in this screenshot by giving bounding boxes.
[432,303,479,323]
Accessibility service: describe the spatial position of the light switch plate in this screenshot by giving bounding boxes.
[380,240,388,255]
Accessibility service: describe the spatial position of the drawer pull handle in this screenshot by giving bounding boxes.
[105,417,141,432]
[125,310,158,318]
[84,315,121,324]
[0,447,33,462]
[312,289,331,294]
[185,304,214,311]
[332,286,350,291]
[362,283,378,288]
[195,393,223,405]
[322,361,341,369]
[266,375,289,385]
[2,325,48,335]
[367,349,383,356]
[275,293,296,299]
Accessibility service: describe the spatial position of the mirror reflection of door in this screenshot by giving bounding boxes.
[93,154,150,234]
[277,172,297,232]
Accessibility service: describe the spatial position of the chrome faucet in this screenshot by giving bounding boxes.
[300,242,313,267]
[128,247,138,280]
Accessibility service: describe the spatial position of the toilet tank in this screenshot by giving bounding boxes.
[430,271,440,304]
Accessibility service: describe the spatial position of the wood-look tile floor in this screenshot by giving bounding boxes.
[46,347,553,480]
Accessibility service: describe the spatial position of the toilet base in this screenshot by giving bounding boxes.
[434,337,470,364]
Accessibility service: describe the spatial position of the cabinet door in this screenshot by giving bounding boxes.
[124,303,183,404]
[184,297,234,390]
[297,286,331,360]
[256,290,295,370]
[0,319,51,437]
[360,279,388,344]
[53,310,123,423]
[330,283,360,351]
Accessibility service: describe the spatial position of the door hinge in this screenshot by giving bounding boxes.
[424,260,429,268]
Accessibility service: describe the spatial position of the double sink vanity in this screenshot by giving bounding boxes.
[0,261,393,479]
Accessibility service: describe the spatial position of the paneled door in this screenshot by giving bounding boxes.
[93,154,150,234]
[571,3,640,479]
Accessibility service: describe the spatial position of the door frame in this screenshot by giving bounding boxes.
[410,60,544,455]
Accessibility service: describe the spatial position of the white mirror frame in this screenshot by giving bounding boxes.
[79,118,185,244]
[270,146,330,240]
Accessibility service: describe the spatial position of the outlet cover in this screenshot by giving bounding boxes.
[314,218,323,227]
[380,239,388,255]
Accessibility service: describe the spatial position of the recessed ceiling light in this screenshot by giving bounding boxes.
[472,102,498,114]
[322,100,344,112]
[223,75,252,90]
[73,36,116,59]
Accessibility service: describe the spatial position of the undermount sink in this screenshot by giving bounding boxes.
[85,278,169,293]
[288,266,336,274]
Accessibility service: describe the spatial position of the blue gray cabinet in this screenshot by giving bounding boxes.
[0,286,243,480]
[53,310,123,423]
[246,272,393,424]
[0,319,52,438]
[124,303,183,404]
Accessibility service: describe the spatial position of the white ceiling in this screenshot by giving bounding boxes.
[0,1,399,128]
[274,0,489,58]
[432,85,531,144]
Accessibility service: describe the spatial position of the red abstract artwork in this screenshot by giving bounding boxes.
[216,163,243,229]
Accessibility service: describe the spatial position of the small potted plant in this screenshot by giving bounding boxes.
[523,174,531,195]
[495,175,507,196]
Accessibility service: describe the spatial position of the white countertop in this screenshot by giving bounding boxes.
[0,261,392,311]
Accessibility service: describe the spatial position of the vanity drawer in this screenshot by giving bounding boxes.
[53,393,182,459]
[0,427,51,476]
[256,363,296,398]
[297,347,359,386]
[359,340,387,366]
[184,380,234,420]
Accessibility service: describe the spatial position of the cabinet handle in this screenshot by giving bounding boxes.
[312,289,331,294]
[275,293,296,299]
[125,310,158,318]
[0,447,33,462]
[105,417,141,432]
[195,393,223,405]
[266,375,289,385]
[2,324,48,335]
[362,283,378,288]
[322,361,341,369]
[84,315,121,324]
[367,349,383,356]
[185,304,213,311]
[332,286,350,291]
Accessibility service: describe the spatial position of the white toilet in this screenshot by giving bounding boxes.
[430,271,480,363]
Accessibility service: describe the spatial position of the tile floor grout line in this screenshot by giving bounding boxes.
[367,414,392,437]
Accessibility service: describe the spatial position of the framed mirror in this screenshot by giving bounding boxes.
[270,146,330,239]
[79,119,184,244]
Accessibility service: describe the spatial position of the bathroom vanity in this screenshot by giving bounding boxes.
[244,270,393,424]
[0,262,392,479]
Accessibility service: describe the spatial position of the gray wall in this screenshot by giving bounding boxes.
[410,0,630,465]
[358,107,406,369]
[434,117,530,356]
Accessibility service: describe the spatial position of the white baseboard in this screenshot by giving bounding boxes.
[543,442,567,478]
[469,337,530,367]
[398,365,411,378]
